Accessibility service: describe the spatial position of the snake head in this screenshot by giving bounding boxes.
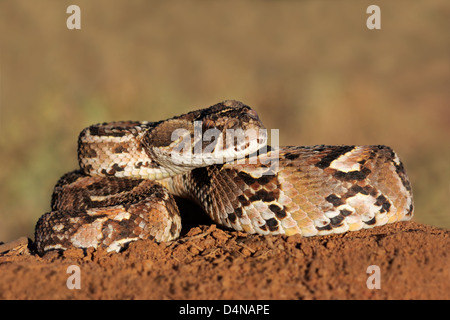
[142,100,267,173]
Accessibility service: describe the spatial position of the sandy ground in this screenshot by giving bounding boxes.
[0,220,448,300]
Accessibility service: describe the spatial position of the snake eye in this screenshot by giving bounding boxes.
[225,118,239,130]
[202,119,216,131]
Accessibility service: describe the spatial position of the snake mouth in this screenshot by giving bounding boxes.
[136,101,268,172]
[152,122,268,171]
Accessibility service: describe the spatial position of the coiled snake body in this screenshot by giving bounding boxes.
[35,101,413,254]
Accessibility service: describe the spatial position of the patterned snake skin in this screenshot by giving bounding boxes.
[35,100,413,254]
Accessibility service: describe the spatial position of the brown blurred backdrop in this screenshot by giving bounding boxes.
[0,0,449,242]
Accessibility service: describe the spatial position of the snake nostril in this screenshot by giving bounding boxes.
[246,108,260,121]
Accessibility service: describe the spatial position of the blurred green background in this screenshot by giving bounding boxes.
[0,0,448,242]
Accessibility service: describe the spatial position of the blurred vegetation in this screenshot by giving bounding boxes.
[0,0,448,241]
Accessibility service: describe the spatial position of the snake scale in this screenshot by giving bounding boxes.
[35,100,413,254]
